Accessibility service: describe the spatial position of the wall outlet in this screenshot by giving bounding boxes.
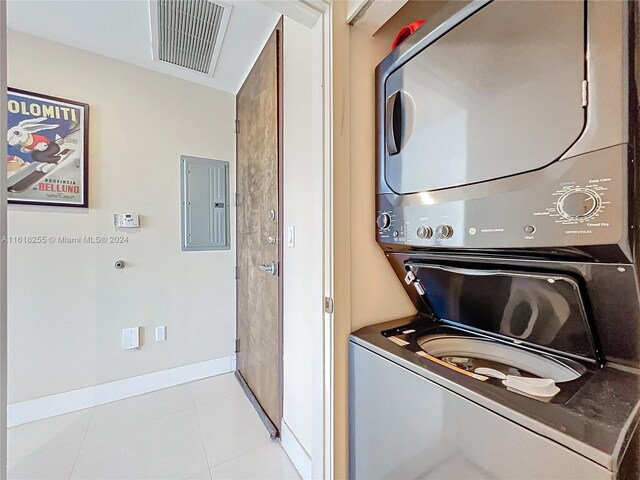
[123,327,140,350]
[155,326,167,342]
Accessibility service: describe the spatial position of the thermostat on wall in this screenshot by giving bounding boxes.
[114,213,140,228]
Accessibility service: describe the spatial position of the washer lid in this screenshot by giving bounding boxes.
[409,263,599,363]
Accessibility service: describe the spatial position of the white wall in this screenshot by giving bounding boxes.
[7,30,236,404]
[282,17,321,465]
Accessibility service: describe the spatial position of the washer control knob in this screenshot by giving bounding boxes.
[436,224,454,239]
[557,190,599,219]
[417,226,433,239]
[376,213,391,230]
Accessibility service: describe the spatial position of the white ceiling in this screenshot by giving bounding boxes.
[7,0,281,93]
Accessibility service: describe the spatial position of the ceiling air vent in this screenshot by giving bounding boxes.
[150,0,232,76]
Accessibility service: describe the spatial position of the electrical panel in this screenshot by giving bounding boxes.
[180,156,230,251]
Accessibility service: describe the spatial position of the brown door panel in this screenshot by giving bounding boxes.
[236,25,282,428]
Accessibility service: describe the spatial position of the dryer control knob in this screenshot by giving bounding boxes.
[557,189,599,219]
[376,213,392,230]
[417,226,433,239]
[436,224,453,239]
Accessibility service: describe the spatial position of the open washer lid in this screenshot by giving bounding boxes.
[407,262,599,364]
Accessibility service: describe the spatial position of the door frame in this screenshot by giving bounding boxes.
[318,4,335,478]
[234,18,285,437]
[276,2,336,478]
[269,2,336,478]
[0,2,335,478]
[240,3,336,477]
[276,16,285,436]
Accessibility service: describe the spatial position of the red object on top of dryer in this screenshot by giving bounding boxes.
[392,20,425,49]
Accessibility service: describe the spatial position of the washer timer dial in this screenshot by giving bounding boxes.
[556,189,601,220]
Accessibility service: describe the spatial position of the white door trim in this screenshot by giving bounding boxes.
[280,0,335,479]
[258,0,335,480]
[258,0,322,28]
[319,4,335,479]
[281,419,312,479]
[271,1,335,478]
[276,0,335,480]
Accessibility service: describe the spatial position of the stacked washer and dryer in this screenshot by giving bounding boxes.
[349,1,640,478]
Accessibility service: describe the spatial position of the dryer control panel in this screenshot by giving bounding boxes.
[376,145,628,253]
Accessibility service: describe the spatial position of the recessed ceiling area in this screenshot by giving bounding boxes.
[6,0,280,93]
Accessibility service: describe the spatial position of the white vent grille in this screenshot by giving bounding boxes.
[150,0,231,76]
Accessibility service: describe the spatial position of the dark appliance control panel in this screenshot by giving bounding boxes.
[376,145,629,257]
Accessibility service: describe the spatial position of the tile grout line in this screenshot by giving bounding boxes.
[192,389,214,476]
[67,415,92,480]
[12,378,243,480]
[207,435,275,473]
[86,403,196,438]
[196,380,272,472]
[191,380,248,409]
[68,385,196,479]
[71,382,201,440]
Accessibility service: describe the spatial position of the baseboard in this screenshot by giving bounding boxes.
[281,419,312,479]
[8,355,236,427]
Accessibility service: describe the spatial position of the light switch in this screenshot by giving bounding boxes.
[287,226,296,248]
[123,327,140,350]
[155,326,167,342]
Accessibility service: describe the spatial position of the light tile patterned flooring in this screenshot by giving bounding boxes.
[8,374,301,480]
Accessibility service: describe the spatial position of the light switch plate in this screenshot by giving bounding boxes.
[287,226,296,248]
[155,326,167,342]
[123,327,140,350]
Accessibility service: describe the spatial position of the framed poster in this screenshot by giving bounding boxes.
[7,88,89,207]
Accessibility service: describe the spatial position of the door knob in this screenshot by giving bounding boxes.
[258,261,278,276]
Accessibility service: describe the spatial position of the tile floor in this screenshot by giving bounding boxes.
[8,374,301,480]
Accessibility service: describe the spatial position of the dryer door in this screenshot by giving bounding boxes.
[384,0,586,194]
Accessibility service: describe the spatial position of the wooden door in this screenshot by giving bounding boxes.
[236,25,282,433]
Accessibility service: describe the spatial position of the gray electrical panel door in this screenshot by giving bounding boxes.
[181,156,229,251]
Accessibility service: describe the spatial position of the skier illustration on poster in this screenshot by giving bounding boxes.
[5,89,88,207]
